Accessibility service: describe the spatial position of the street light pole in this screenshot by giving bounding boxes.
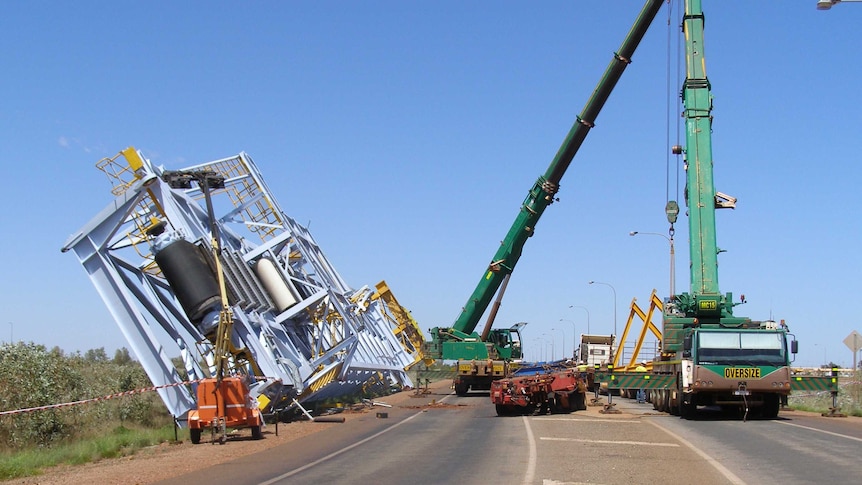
[559,319,576,359]
[588,280,617,338]
[814,343,828,367]
[542,333,556,360]
[569,305,590,334]
[536,337,550,361]
[551,327,565,359]
[630,230,675,297]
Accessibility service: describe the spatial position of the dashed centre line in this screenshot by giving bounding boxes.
[533,417,641,423]
[539,436,679,447]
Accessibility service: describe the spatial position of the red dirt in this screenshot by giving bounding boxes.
[6,381,452,485]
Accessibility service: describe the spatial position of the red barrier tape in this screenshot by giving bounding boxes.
[0,379,205,417]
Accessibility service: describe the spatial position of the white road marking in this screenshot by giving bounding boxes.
[646,419,747,485]
[533,417,641,423]
[776,421,862,442]
[539,436,678,447]
[541,480,598,485]
[259,393,452,485]
[522,415,537,485]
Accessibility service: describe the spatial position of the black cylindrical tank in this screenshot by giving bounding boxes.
[154,239,221,323]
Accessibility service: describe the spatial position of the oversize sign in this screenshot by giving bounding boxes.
[724,367,761,379]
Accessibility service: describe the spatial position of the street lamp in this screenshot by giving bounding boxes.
[535,337,551,361]
[630,230,675,297]
[817,0,862,10]
[542,333,556,360]
[569,305,590,334]
[588,280,617,338]
[559,319,576,359]
[551,327,565,359]
[8,322,12,344]
[814,343,828,367]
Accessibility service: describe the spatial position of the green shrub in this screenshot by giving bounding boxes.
[0,342,171,452]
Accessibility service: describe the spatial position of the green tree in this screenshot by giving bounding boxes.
[0,343,83,447]
[113,347,133,365]
[84,347,108,362]
[0,343,168,451]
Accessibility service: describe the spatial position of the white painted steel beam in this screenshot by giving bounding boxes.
[63,149,417,420]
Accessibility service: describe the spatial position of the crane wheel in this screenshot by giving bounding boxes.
[495,404,514,416]
[574,392,587,411]
[190,428,201,444]
[762,395,780,419]
[454,382,469,396]
[251,425,263,440]
[680,400,696,419]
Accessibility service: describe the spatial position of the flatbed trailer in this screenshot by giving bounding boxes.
[491,365,588,416]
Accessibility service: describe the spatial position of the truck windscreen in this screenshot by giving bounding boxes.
[696,331,786,366]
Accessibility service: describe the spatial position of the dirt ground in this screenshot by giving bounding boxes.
[6,380,452,485]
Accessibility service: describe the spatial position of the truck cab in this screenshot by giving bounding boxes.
[680,324,798,418]
[580,334,614,366]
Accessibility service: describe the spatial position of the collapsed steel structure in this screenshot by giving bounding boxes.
[62,148,423,420]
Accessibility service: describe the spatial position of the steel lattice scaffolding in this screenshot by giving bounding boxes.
[62,147,422,420]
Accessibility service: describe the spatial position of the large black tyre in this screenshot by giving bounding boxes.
[190,428,202,444]
[574,391,587,411]
[454,381,469,396]
[662,390,670,413]
[762,394,780,419]
[251,425,263,440]
[680,400,696,419]
[669,398,680,416]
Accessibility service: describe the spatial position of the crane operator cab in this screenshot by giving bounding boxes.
[488,322,525,360]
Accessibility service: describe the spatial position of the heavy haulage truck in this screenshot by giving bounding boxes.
[424,0,666,399]
[596,0,839,419]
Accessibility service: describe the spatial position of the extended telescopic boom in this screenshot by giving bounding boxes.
[671,0,740,322]
[449,0,665,334]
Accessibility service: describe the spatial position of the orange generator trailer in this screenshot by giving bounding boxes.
[187,376,263,444]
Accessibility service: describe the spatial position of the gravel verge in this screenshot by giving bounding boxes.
[6,380,452,485]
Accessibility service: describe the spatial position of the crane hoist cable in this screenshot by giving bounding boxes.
[664,0,684,237]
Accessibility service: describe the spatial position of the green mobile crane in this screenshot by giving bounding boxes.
[649,0,797,419]
[425,0,666,396]
[603,0,838,420]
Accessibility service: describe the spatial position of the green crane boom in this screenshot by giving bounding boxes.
[427,0,665,364]
[451,0,664,335]
[663,0,748,352]
[671,0,741,324]
[682,1,720,300]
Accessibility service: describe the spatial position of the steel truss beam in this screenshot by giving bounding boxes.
[63,149,417,419]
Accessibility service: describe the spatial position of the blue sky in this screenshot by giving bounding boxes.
[2,1,860,368]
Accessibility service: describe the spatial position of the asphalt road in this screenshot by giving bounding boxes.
[650,406,862,484]
[158,391,862,485]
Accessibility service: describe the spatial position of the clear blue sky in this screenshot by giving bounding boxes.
[2,1,860,368]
